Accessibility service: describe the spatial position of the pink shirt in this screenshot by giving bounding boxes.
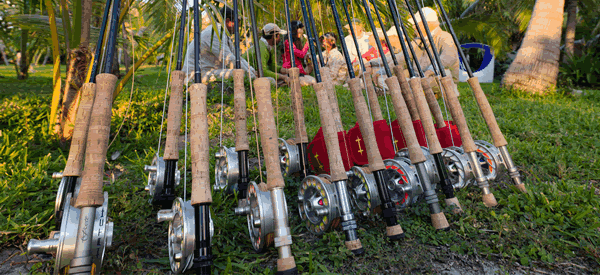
[282,40,310,75]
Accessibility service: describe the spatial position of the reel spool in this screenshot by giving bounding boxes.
[346,166,380,216]
[474,140,503,182]
[396,147,440,184]
[144,155,181,201]
[28,193,114,275]
[54,176,82,228]
[441,146,473,189]
[214,146,239,192]
[157,198,214,274]
[383,158,423,209]
[279,138,301,177]
[234,182,278,253]
[297,175,341,235]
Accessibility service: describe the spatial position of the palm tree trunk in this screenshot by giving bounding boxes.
[18,30,29,80]
[501,0,566,94]
[563,0,577,61]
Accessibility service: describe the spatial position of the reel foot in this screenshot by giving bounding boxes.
[386,225,405,241]
[444,197,463,214]
[430,212,450,230]
[482,193,498,207]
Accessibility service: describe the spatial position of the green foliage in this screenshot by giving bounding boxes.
[559,44,600,88]
[2,65,600,273]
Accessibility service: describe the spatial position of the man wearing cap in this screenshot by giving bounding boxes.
[344,18,372,66]
[247,23,289,85]
[182,6,256,83]
[408,7,460,87]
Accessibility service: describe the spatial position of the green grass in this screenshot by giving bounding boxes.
[1,65,599,274]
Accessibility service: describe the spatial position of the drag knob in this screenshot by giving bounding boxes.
[157,209,175,222]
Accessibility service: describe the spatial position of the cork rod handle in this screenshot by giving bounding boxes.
[409,78,443,155]
[314,82,348,182]
[233,69,250,150]
[421,77,446,129]
[321,67,344,132]
[190,83,212,205]
[348,78,385,171]
[467,77,508,147]
[385,77,427,164]
[163,71,185,160]
[288,68,308,143]
[63,83,96,177]
[393,65,420,121]
[255,78,286,190]
[75,73,116,208]
[441,76,477,153]
[364,68,384,121]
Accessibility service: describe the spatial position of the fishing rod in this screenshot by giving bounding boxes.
[49,0,114,229]
[27,1,116,271]
[31,0,122,272]
[144,0,188,208]
[409,0,498,207]
[431,0,526,193]
[349,0,448,230]
[233,3,297,272]
[380,0,465,213]
[157,1,214,274]
[328,0,405,240]
[295,0,364,255]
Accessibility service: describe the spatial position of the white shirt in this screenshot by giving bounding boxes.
[344,32,371,63]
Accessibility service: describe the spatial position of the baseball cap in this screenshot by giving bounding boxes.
[262,23,287,35]
[407,7,438,25]
[344,18,362,29]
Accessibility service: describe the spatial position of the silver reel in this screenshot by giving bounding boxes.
[144,155,181,198]
[383,158,423,209]
[395,146,440,184]
[54,175,82,227]
[474,140,504,182]
[297,175,341,234]
[441,146,474,189]
[214,146,239,192]
[28,193,114,275]
[157,198,214,274]
[346,166,381,216]
[279,138,301,177]
[235,181,281,252]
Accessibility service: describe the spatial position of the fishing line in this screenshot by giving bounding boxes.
[218,3,228,148]
[184,1,192,201]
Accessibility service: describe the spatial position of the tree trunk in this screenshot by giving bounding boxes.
[81,0,93,48]
[18,30,29,80]
[59,47,90,142]
[563,0,577,61]
[501,0,566,94]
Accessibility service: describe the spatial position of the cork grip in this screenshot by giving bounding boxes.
[441,76,476,153]
[163,71,185,160]
[347,78,385,171]
[63,83,96,177]
[313,82,348,182]
[233,69,250,151]
[74,73,116,208]
[363,68,383,121]
[190,83,212,205]
[393,65,420,121]
[467,77,508,148]
[421,77,446,129]
[324,70,344,132]
[255,78,285,190]
[385,77,427,164]
[289,68,308,144]
[409,78,443,155]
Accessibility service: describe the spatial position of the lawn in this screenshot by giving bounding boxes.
[0,65,599,274]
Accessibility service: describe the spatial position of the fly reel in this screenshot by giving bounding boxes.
[157,198,214,274]
[474,140,503,182]
[234,181,277,252]
[383,158,423,210]
[54,175,82,228]
[346,166,381,216]
[214,146,239,192]
[28,193,114,275]
[441,146,473,189]
[279,138,301,177]
[144,155,181,201]
[297,175,341,235]
[395,147,440,185]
